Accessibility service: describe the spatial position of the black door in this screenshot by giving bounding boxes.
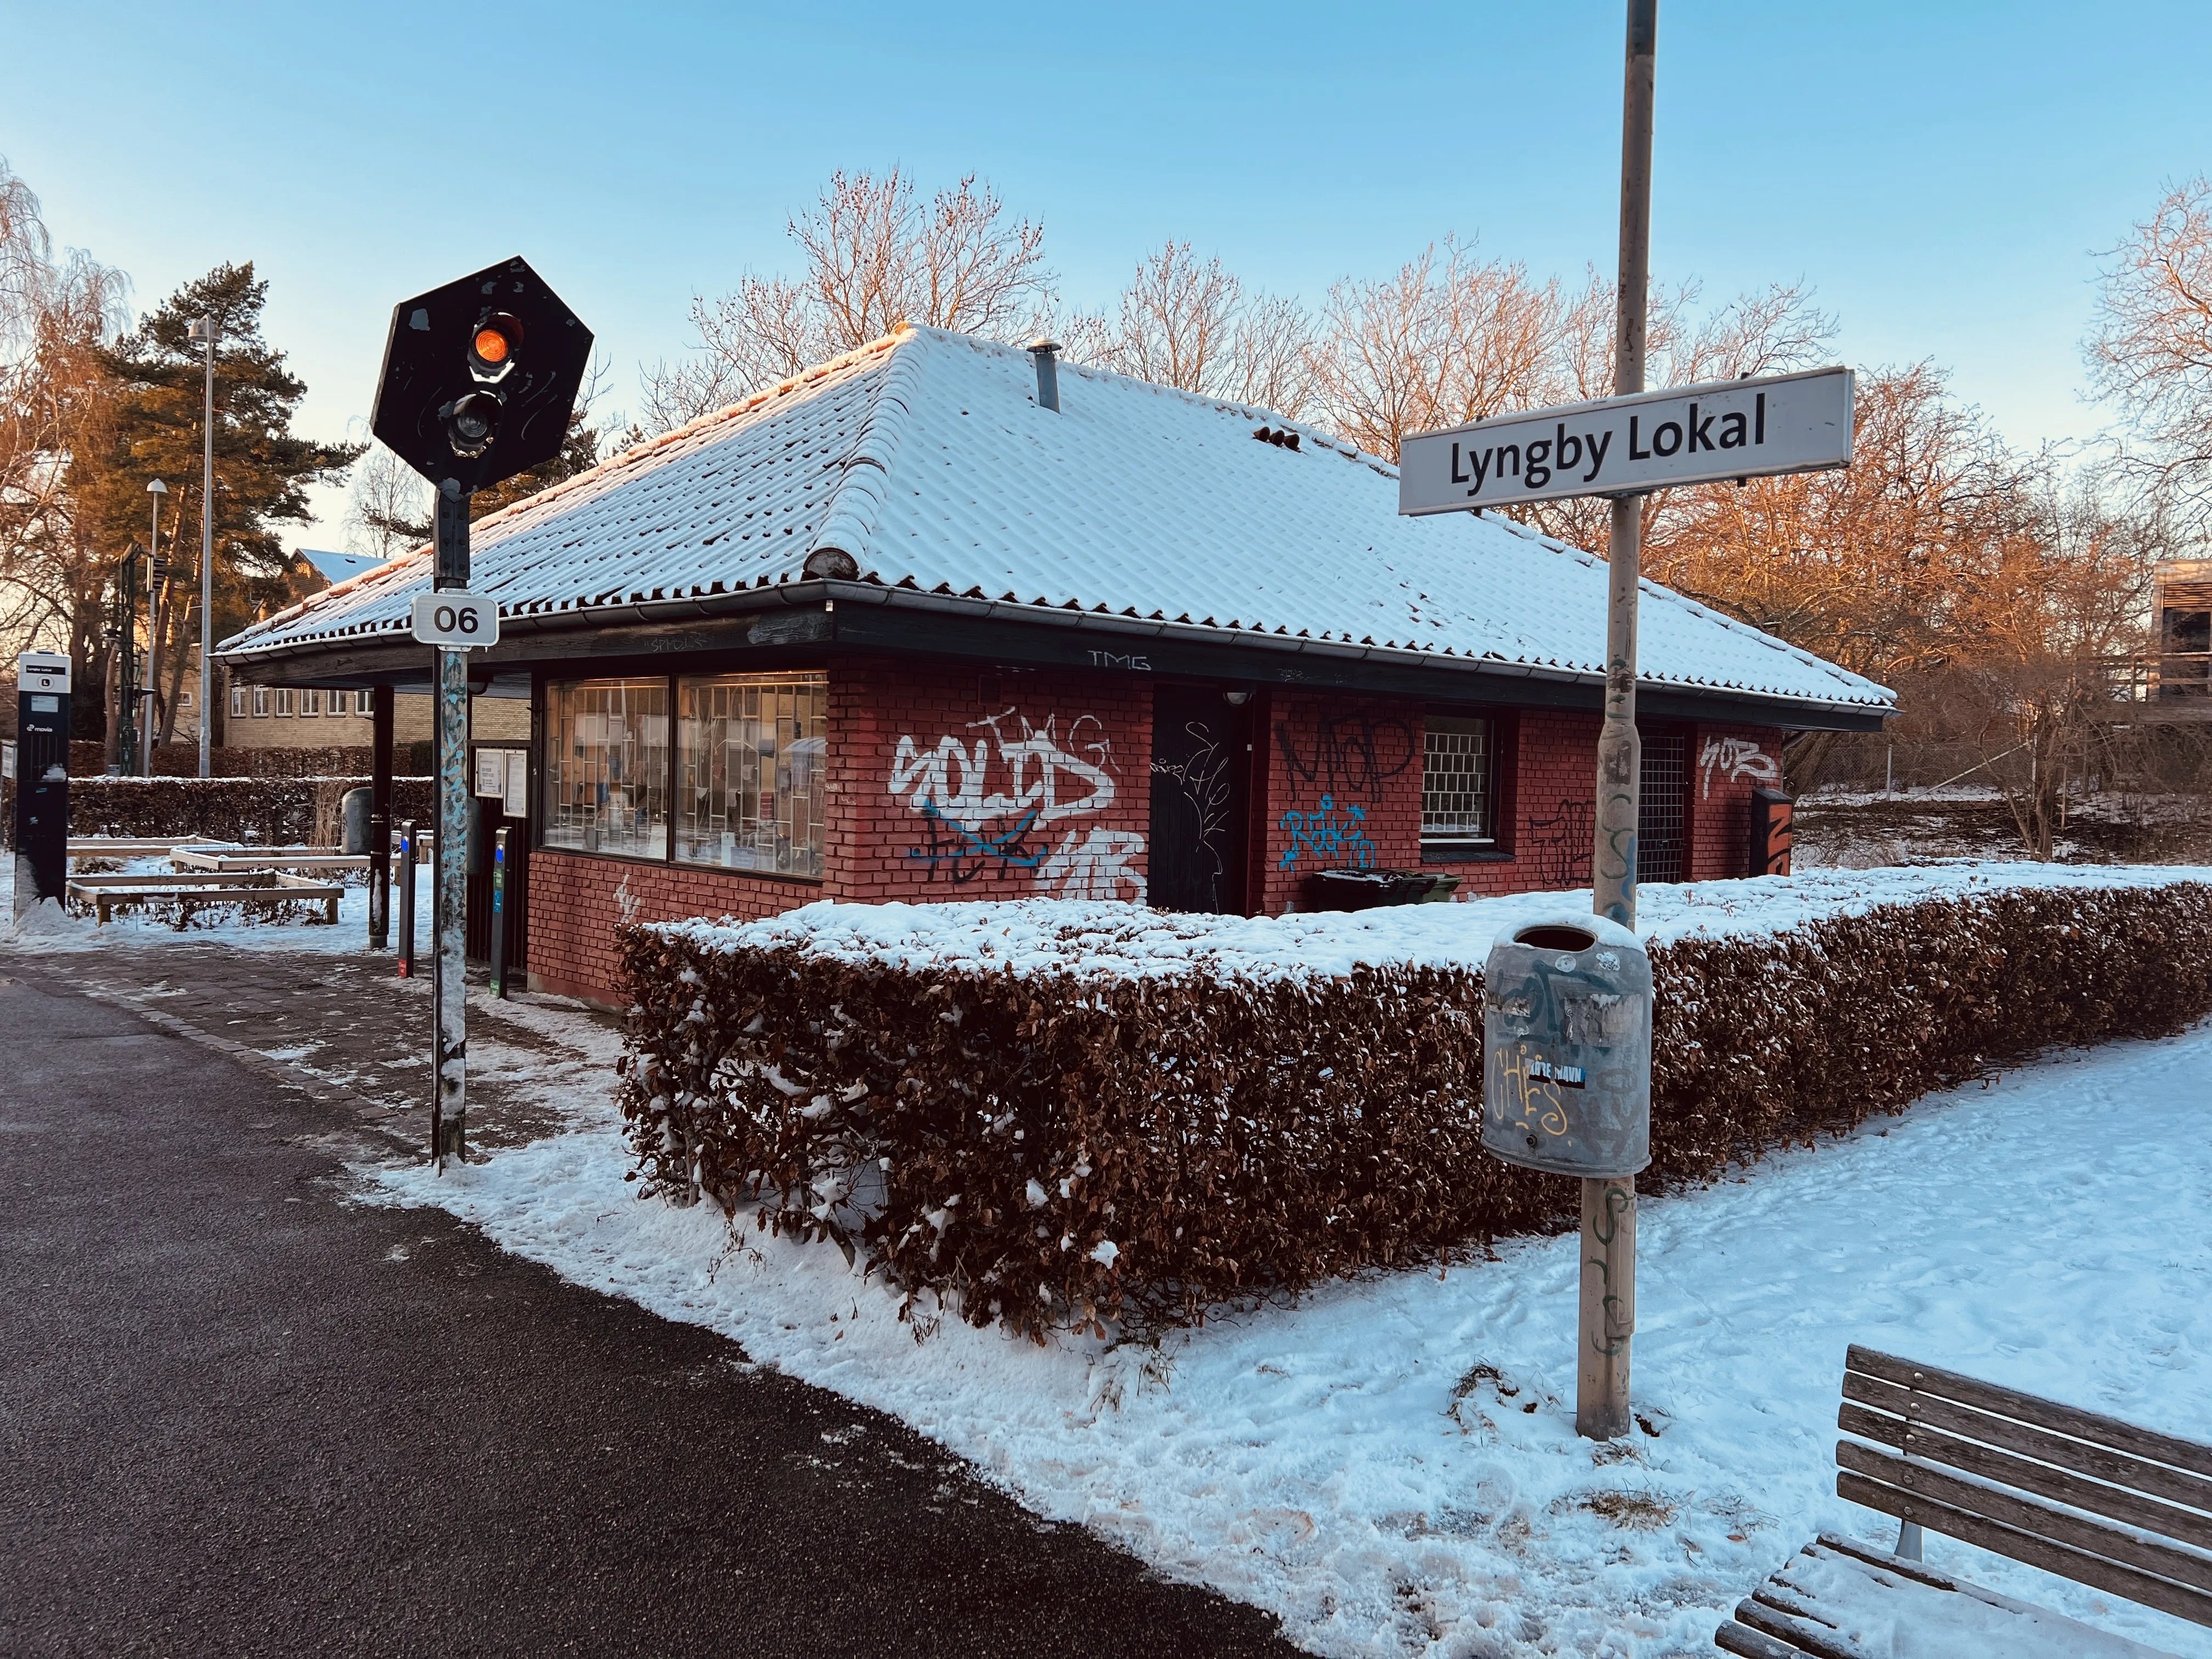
[1148,687,1248,913]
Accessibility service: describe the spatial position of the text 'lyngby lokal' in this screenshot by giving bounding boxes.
[1396,366,1853,515]
[1451,395,1767,496]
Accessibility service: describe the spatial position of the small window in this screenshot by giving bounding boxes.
[274,687,296,716]
[252,686,271,718]
[675,673,827,877]
[1423,715,1496,844]
[179,690,194,710]
[543,678,670,859]
[230,685,248,718]
[356,690,374,715]
[300,690,319,717]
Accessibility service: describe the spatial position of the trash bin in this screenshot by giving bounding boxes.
[340,786,374,855]
[1304,867,1458,910]
[1482,915,1652,1177]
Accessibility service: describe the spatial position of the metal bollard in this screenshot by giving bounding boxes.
[489,827,509,1000]
[397,819,417,978]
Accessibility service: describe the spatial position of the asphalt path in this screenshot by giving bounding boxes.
[0,966,1297,1658]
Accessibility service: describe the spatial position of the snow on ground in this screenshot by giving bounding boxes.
[362,1019,2212,1658]
[2,856,423,955]
[656,860,2212,983]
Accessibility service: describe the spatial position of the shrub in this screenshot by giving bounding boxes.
[614,881,2212,1340]
[4,775,433,846]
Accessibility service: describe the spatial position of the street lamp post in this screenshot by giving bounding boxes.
[188,314,216,778]
[143,478,166,773]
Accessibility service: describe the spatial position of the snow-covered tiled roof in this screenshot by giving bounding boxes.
[221,327,1892,713]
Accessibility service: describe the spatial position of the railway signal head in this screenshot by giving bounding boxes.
[371,257,591,495]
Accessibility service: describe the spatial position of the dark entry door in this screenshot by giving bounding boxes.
[1149,687,1248,913]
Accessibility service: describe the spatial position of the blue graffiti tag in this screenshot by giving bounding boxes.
[1278,794,1376,870]
[905,801,1048,882]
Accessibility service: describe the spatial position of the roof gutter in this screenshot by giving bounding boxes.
[217,574,1894,721]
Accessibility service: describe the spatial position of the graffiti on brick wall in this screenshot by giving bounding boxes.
[1272,714,1410,874]
[1527,798,1594,889]
[1276,714,1417,797]
[1279,794,1377,870]
[890,709,1142,898]
[1699,736,1779,798]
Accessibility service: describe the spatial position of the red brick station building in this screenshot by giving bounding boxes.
[220,328,1892,1004]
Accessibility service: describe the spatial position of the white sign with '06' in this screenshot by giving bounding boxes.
[410,592,500,648]
[1398,364,1855,515]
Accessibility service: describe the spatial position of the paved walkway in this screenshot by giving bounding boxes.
[0,947,1297,1657]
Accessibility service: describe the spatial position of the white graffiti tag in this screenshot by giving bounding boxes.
[1699,736,1780,798]
[1037,827,1146,901]
[890,709,1144,898]
[890,710,1116,829]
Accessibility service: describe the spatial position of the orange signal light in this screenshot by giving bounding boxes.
[473,326,511,365]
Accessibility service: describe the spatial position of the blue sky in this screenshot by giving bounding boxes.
[5,1,2209,550]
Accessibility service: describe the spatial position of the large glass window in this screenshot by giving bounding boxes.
[545,678,670,859]
[676,674,827,877]
[1422,715,1496,843]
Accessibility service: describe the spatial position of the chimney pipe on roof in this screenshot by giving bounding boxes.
[1028,338,1060,413]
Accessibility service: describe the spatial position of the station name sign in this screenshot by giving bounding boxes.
[1398,365,1854,515]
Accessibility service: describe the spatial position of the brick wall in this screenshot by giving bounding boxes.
[1257,691,1426,912]
[526,851,820,1004]
[522,650,1792,1001]
[1686,722,1785,881]
[831,654,1151,906]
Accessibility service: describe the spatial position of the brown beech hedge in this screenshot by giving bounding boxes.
[615,883,2212,1339]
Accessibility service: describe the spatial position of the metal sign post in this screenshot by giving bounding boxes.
[369,255,591,1171]
[1397,0,1852,1440]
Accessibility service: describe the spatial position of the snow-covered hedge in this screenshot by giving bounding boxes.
[615,866,2212,1337]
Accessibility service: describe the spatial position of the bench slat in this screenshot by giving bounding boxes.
[1730,1595,1871,1659]
[1842,1373,2212,1520]
[1838,1440,2212,1593]
[1837,1465,2212,1627]
[1840,1401,2212,1549]
[1848,1346,2212,1481]
[1714,1618,1810,1659]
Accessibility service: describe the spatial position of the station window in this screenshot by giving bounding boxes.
[300,690,319,717]
[230,685,248,718]
[252,686,271,718]
[675,673,827,877]
[1421,715,1497,846]
[274,687,295,716]
[542,678,670,860]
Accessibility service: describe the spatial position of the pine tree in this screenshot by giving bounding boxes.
[78,262,359,739]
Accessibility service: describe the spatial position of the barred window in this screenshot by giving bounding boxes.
[544,678,670,859]
[676,674,827,877]
[1422,715,1495,843]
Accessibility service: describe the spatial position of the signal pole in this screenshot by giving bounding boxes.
[369,256,591,1173]
[1579,0,1656,1442]
[431,479,472,1166]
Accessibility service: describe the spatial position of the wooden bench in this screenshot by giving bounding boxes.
[1716,1345,2212,1657]
[66,870,344,926]
[170,847,370,874]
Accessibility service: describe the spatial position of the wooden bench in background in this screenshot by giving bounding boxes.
[1716,1345,2212,1656]
[65,870,344,927]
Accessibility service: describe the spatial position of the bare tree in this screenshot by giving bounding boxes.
[1306,238,1563,462]
[0,155,129,673]
[641,170,1053,432]
[2089,176,2212,510]
[344,444,432,560]
[1064,241,1316,415]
